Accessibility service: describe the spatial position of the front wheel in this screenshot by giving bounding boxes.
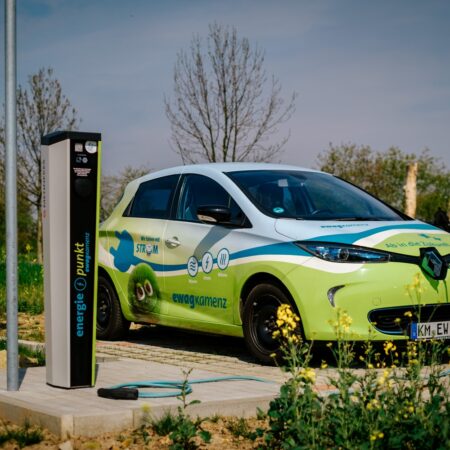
[97,275,130,340]
[243,283,296,364]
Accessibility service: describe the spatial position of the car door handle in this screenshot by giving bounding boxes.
[165,236,180,249]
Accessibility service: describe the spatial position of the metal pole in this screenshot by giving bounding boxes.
[5,0,19,391]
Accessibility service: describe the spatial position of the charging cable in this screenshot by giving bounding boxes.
[97,376,273,400]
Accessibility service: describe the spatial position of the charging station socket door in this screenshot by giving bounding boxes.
[41,131,101,388]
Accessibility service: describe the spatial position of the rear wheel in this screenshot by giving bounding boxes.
[243,283,296,364]
[97,275,130,340]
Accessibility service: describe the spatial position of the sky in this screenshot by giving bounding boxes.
[1,0,449,176]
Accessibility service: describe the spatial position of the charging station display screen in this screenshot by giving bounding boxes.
[70,139,99,387]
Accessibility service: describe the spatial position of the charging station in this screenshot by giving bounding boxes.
[41,131,101,388]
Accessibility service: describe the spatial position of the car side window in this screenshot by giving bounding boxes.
[127,175,179,219]
[177,174,247,226]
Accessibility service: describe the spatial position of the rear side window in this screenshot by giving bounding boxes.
[128,175,179,219]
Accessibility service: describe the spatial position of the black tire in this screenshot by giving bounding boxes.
[243,283,296,364]
[97,275,130,340]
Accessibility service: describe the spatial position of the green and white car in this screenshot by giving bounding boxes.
[97,163,450,363]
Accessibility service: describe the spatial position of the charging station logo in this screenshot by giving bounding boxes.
[73,238,90,337]
[74,277,87,291]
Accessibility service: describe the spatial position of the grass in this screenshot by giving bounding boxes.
[151,411,180,436]
[0,260,44,315]
[0,421,43,448]
[0,339,45,366]
[226,417,254,439]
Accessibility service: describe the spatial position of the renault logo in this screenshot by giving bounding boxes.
[420,247,447,280]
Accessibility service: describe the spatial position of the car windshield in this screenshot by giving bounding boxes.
[226,170,406,221]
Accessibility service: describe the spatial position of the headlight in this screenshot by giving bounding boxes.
[296,242,390,263]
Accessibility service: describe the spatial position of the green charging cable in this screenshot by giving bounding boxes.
[97,376,273,400]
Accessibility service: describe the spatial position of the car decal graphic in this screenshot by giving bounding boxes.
[109,230,185,273]
[306,223,437,245]
[354,228,445,248]
[104,224,448,278]
[108,230,311,275]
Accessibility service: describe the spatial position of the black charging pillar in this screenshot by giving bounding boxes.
[41,131,101,388]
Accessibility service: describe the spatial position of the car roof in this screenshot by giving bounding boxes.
[134,162,323,185]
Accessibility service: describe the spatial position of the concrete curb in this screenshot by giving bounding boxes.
[0,359,281,437]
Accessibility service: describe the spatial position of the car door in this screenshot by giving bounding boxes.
[107,174,180,319]
[162,173,249,326]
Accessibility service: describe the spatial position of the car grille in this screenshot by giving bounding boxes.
[368,304,450,335]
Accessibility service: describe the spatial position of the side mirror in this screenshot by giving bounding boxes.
[197,205,231,225]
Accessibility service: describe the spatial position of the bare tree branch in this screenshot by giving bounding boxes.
[0,67,80,261]
[165,23,296,163]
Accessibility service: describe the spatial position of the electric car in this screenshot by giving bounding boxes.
[97,163,450,363]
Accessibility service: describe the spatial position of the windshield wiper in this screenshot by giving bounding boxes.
[294,216,384,221]
[333,217,383,221]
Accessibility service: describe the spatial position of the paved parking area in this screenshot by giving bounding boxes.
[0,325,338,438]
[97,325,288,382]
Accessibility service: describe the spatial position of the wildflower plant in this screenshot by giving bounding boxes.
[261,275,450,449]
[263,304,324,449]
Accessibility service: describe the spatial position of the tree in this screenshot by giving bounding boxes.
[0,145,36,254]
[317,143,450,222]
[165,23,296,164]
[101,165,152,221]
[0,67,80,262]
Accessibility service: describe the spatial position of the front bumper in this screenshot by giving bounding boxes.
[284,260,450,341]
[368,303,450,336]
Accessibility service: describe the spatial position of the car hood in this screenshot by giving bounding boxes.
[274,219,450,257]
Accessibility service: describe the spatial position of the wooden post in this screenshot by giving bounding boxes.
[404,162,418,218]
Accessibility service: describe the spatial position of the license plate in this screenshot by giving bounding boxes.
[411,321,450,339]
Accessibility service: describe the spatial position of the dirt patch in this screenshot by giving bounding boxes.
[0,313,45,343]
[0,417,267,449]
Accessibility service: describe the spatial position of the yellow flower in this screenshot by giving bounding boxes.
[299,367,316,384]
[339,311,353,332]
[366,398,380,410]
[383,341,397,355]
[404,311,413,318]
[320,361,328,369]
[370,430,383,441]
[25,243,32,252]
[377,369,390,386]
